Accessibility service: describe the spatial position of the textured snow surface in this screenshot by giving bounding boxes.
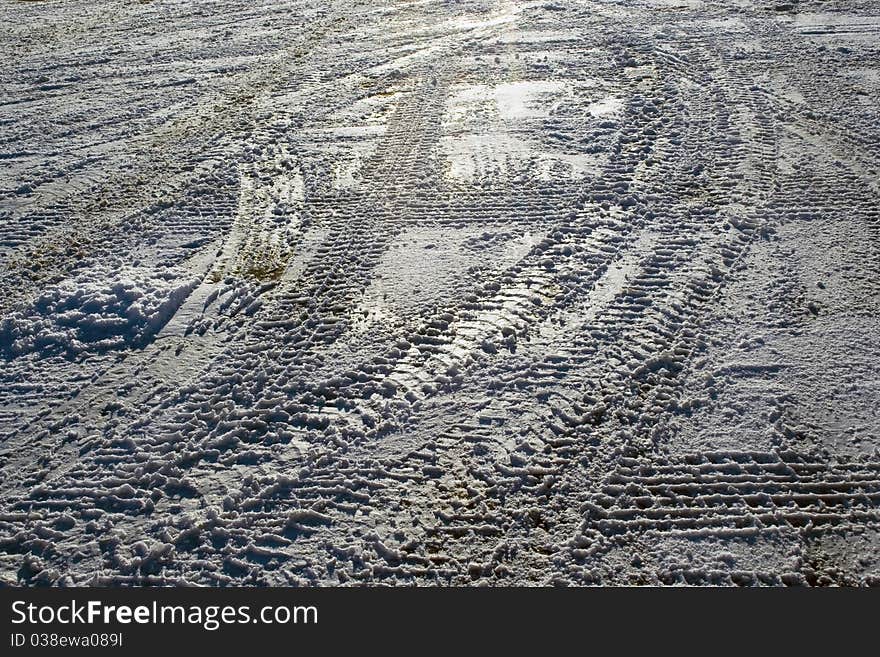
[1,0,879,586]
[1,265,198,358]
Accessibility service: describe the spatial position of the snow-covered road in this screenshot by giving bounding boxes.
[2,0,879,585]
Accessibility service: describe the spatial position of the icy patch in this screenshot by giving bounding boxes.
[495,29,581,44]
[440,80,609,183]
[0,265,198,358]
[444,80,567,128]
[643,0,704,8]
[439,1,522,35]
[441,133,600,183]
[352,226,544,333]
[494,81,567,120]
[351,226,483,330]
[588,95,623,117]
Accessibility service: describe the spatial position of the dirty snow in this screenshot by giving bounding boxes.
[1,0,879,586]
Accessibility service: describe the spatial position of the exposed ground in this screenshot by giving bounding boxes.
[1,0,879,586]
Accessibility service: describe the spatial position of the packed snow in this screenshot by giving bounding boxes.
[1,0,879,586]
